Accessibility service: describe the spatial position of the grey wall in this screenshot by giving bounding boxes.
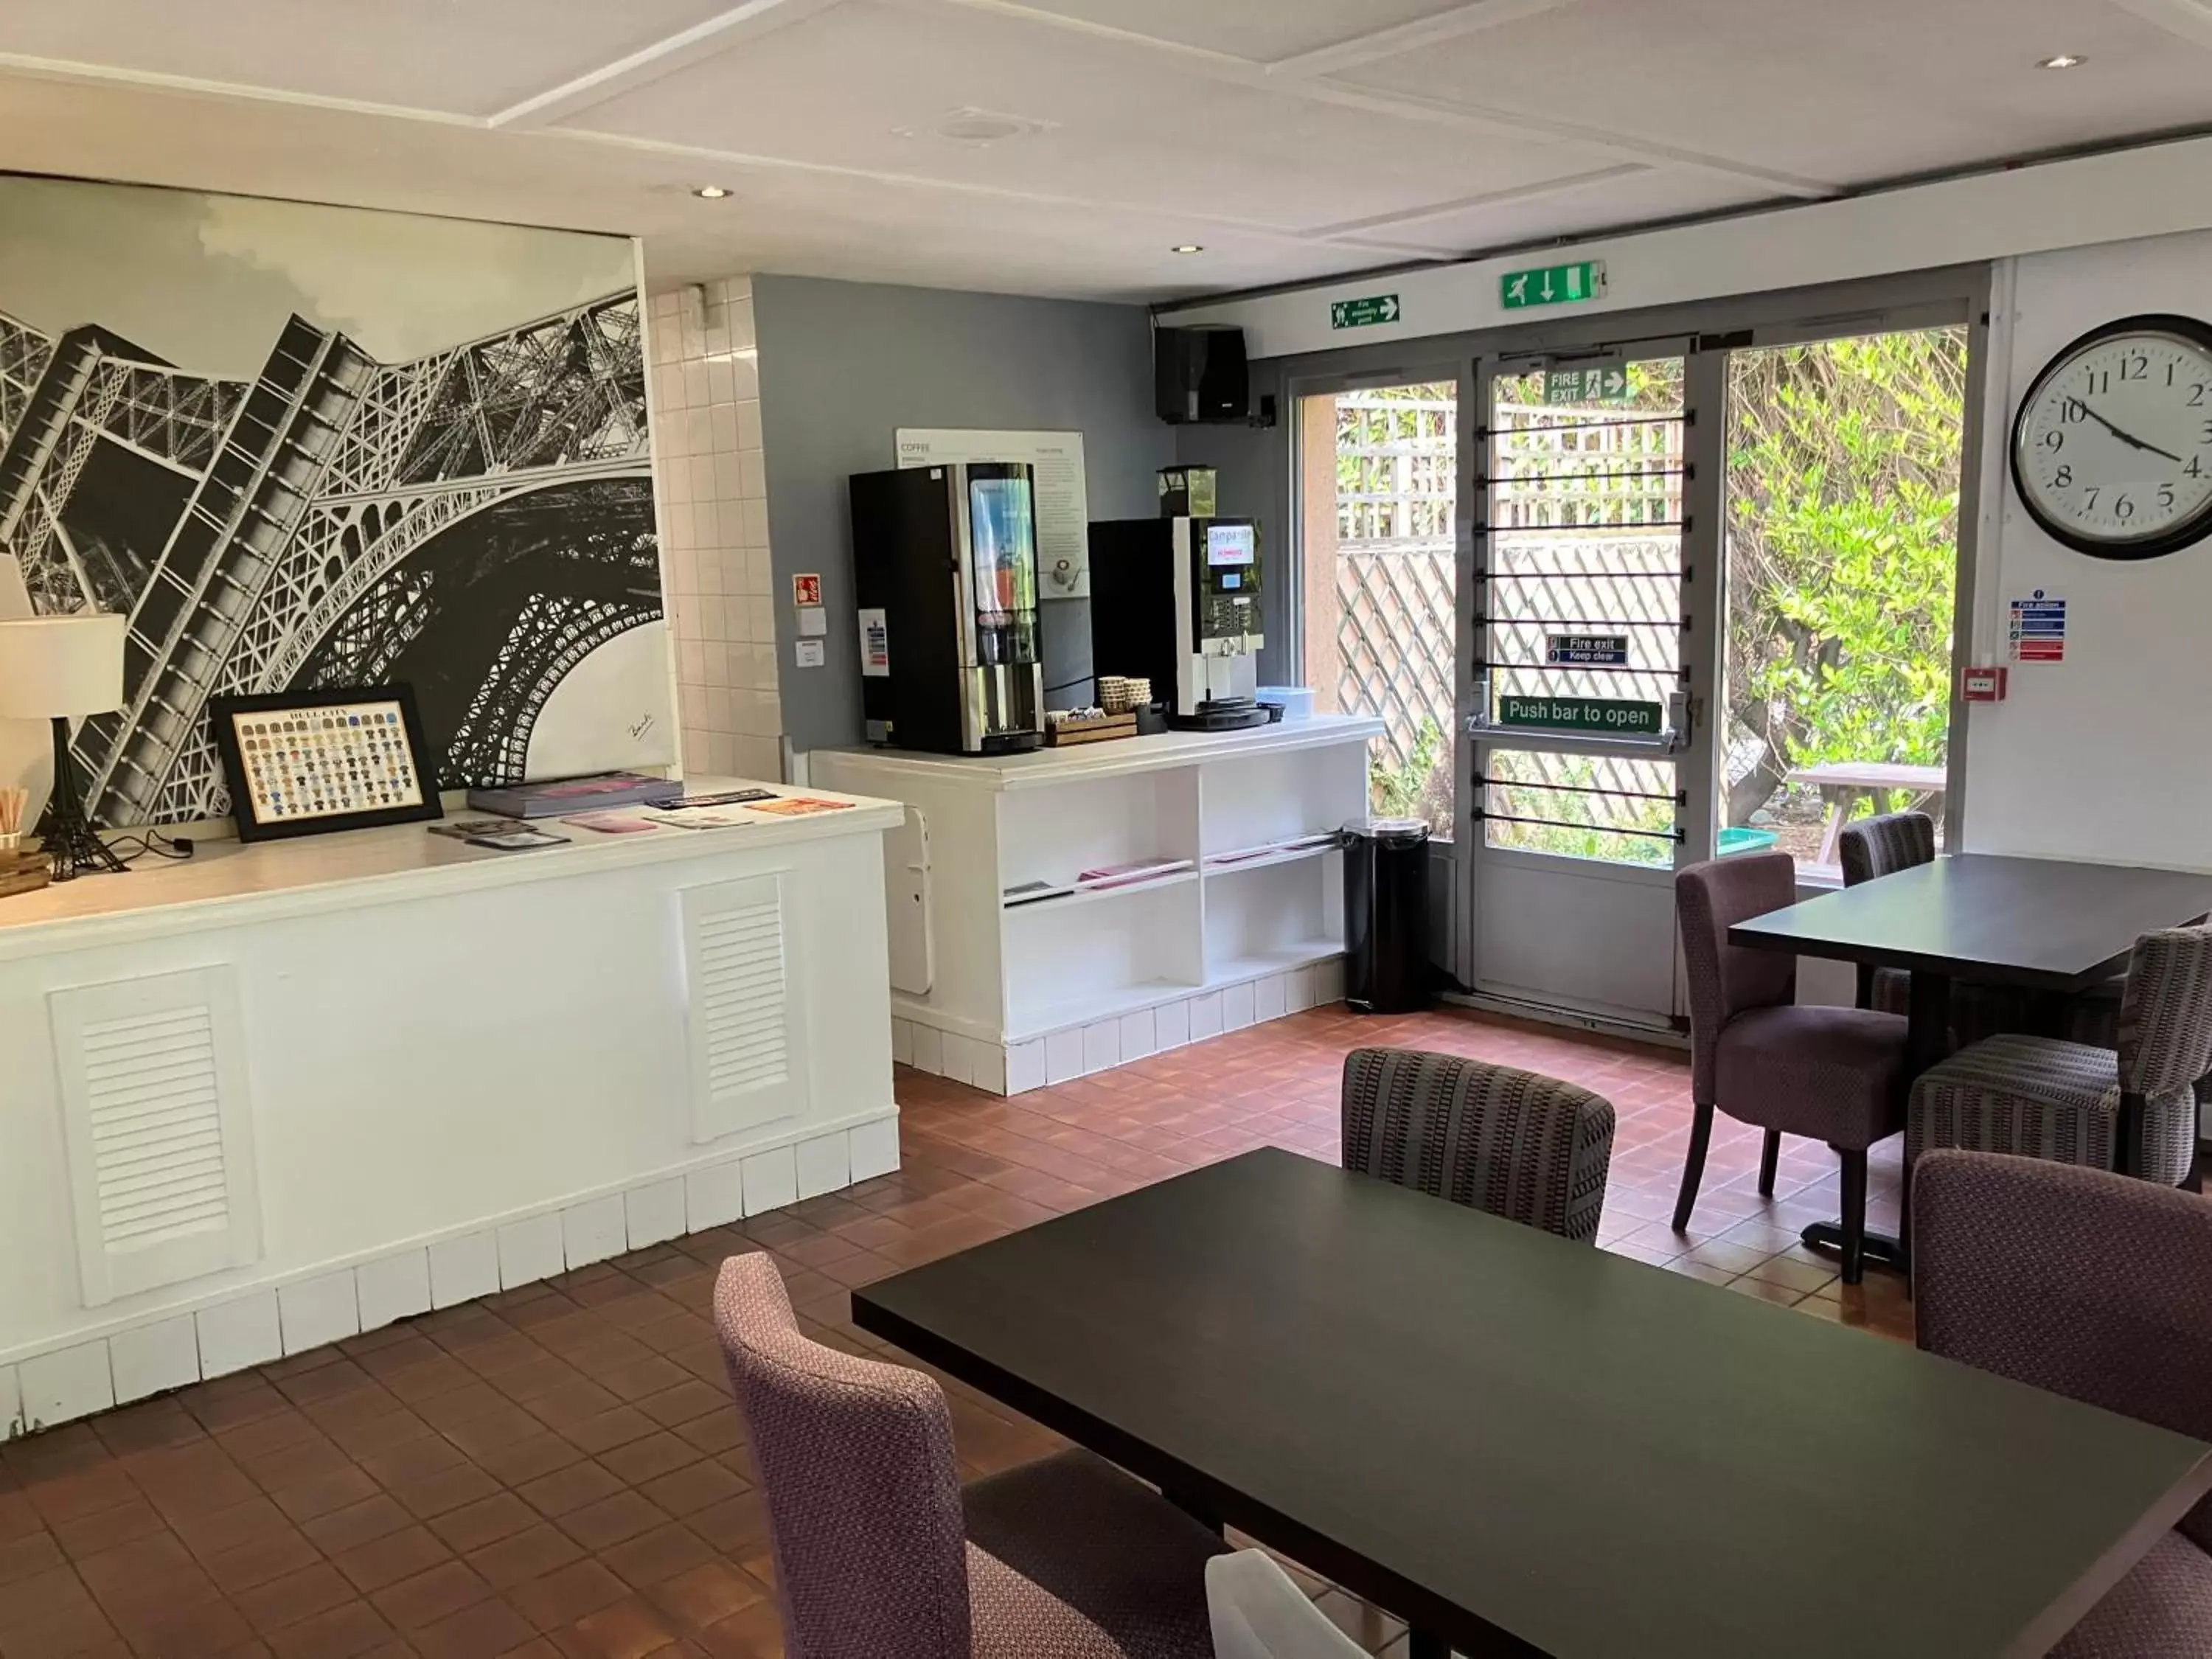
[753,275,1173,754]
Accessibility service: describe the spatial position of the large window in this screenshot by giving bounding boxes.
[1719,328,1968,875]
[1297,382,1457,835]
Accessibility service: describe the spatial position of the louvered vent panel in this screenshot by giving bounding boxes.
[50,967,262,1306]
[695,901,790,1095]
[81,1006,230,1249]
[682,874,811,1143]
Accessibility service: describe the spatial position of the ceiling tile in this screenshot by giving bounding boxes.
[0,0,740,117]
[1335,0,2212,186]
[559,0,1618,231]
[989,0,1487,62]
[4,0,2212,306]
[1329,168,1773,258]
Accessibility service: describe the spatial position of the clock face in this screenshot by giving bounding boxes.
[2012,315,2212,560]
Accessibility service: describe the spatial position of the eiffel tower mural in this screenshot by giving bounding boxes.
[0,292,664,827]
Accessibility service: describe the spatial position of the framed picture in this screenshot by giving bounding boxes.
[208,684,443,843]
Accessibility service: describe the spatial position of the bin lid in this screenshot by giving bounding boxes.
[1342,815,1430,845]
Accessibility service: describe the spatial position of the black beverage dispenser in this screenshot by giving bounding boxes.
[848,462,1044,754]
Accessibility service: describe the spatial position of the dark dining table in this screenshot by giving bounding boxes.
[1730,852,2212,1071]
[1731,853,2212,1194]
[853,1147,2212,1659]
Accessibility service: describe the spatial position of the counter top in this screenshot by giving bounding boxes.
[0,777,901,961]
[816,715,1385,792]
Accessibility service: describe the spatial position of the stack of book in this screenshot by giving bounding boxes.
[0,845,51,900]
[465,771,682,819]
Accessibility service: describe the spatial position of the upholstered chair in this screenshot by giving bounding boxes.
[1915,1150,2212,1655]
[712,1253,1223,1659]
[1837,810,1935,1015]
[1206,1552,1366,1659]
[1340,1048,1615,1242]
[1910,927,2212,1187]
[1674,852,1909,1281]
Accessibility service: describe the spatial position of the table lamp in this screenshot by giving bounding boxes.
[0,613,129,880]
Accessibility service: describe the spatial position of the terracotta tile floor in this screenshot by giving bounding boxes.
[0,1004,1919,1658]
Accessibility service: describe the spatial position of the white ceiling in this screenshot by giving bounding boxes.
[2,0,2211,304]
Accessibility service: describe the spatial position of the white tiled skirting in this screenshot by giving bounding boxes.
[0,1111,901,1441]
[897,957,1346,1097]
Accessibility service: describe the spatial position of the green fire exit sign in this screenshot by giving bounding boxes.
[1498,695,1660,735]
[1500,260,1607,310]
[1330,293,1401,330]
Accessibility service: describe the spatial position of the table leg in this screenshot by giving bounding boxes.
[1816,788,1852,866]
[1906,970,1952,1077]
[1803,968,1945,1279]
[1164,1488,1223,1537]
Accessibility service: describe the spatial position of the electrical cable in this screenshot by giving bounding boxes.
[103,830,195,865]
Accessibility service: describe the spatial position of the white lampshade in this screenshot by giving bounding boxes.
[0,613,126,719]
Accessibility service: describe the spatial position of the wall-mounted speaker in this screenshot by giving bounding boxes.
[1154,325,1249,424]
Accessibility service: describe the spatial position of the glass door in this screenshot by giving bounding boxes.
[1717,327,1970,879]
[1462,344,1710,1026]
[1295,378,1460,836]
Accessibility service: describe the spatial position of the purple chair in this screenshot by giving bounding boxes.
[712,1252,1225,1659]
[1675,852,1909,1282]
[1915,1150,2212,1655]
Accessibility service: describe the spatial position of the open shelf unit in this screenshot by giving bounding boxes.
[813,717,1382,1093]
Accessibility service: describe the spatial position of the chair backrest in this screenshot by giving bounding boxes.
[1674,853,1798,1102]
[1837,811,1935,887]
[1206,1551,1366,1659]
[2118,926,2212,1099]
[1341,1048,1615,1242]
[1914,1150,2212,1553]
[712,1253,970,1659]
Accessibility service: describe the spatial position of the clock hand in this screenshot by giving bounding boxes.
[2076,400,2185,465]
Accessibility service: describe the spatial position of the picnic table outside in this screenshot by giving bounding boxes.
[1789,760,1949,864]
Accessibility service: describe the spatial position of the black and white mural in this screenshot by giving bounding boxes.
[0,176,672,828]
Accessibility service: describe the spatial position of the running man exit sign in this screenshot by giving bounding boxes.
[1330,293,1401,329]
[1501,260,1607,310]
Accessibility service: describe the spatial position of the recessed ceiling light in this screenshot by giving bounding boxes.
[2037,53,2085,69]
[692,184,731,200]
[1171,244,1205,255]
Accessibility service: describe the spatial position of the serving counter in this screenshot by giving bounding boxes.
[0,781,900,1433]
[813,717,1383,1096]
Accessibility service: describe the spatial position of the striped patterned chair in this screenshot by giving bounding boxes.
[1837,811,1935,1015]
[1909,927,2212,1188]
[1340,1048,1615,1242]
[713,1253,1225,1659]
[1914,1151,2212,1656]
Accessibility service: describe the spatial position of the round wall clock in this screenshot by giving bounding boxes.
[2011,312,2212,560]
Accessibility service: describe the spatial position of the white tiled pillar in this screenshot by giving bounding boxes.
[648,277,785,782]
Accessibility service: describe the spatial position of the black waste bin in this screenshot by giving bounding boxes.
[1342,816,1430,1014]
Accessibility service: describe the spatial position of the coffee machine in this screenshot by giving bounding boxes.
[849,462,1044,754]
[1088,515,1268,731]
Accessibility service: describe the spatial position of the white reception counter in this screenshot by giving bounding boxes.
[0,782,900,1433]
[814,717,1383,1096]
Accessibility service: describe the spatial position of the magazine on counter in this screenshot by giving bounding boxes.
[639,808,758,831]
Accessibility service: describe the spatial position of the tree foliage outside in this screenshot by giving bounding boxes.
[1722,330,1967,830]
[1369,717,1447,821]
